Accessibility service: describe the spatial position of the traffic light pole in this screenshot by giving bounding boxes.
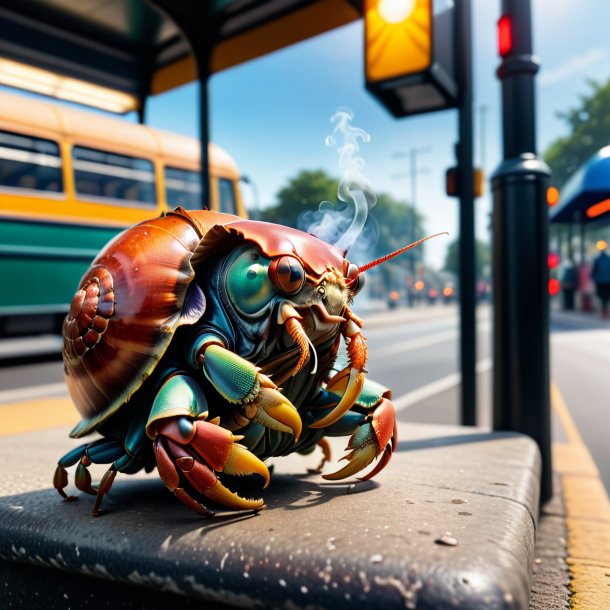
[455,0,477,426]
[492,0,552,502]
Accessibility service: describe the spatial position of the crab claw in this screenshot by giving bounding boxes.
[322,397,397,481]
[153,416,270,514]
[309,368,364,429]
[242,374,303,442]
[200,344,302,442]
[310,315,367,429]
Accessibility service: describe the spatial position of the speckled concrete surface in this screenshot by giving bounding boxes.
[0,423,540,609]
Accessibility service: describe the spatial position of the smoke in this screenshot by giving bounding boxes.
[298,108,376,256]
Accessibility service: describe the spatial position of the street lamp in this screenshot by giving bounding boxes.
[392,146,431,306]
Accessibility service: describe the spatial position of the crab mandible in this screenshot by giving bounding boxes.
[55,208,436,517]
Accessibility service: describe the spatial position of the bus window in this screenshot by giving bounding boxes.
[164,167,201,210]
[218,178,236,214]
[72,146,156,206]
[0,130,63,193]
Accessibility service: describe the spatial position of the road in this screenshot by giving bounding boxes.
[0,304,608,492]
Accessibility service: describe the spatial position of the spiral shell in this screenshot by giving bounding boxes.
[63,266,114,359]
[64,210,241,437]
[63,208,346,439]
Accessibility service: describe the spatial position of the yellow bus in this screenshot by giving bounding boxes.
[0,89,246,333]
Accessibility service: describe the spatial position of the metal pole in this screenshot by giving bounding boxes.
[492,0,552,502]
[410,148,418,281]
[391,148,431,301]
[455,0,476,426]
[149,1,213,210]
[197,63,211,210]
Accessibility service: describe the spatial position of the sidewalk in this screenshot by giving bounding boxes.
[0,421,540,609]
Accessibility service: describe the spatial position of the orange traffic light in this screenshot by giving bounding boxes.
[445,167,485,198]
[365,0,433,83]
[546,186,559,207]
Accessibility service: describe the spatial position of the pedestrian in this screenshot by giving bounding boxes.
[561,260,578,311]
[591,243,610,318]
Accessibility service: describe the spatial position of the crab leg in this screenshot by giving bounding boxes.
[309,309,367,429]
[278,303,309,380]
[322,397,397,481]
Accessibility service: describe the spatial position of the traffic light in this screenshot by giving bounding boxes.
[364,0,458,117]
[546,186,559,207]
[364,0,432,83]
[497,14,513,57]
[445,167,485,198]
[548,252,560,296]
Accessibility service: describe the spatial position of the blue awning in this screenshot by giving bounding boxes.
[550,145,610,223]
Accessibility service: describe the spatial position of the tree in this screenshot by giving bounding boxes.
[544,78,610,188]
[443,237,490,280]
[259,170,338,228]
[261,169,425,263]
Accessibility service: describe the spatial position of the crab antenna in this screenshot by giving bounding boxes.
[357,232,449,274]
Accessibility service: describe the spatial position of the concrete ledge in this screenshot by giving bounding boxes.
[0,422,541,609]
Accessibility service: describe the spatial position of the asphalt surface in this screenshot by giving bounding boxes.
[0,303,608,493]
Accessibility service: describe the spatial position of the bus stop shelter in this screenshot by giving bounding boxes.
[550,145,610,225]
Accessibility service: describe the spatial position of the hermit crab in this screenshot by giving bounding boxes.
[55,208,437,516]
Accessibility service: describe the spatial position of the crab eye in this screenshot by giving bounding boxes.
[269,256,305,296]
[226,247,275,314]
[346,263,364,295]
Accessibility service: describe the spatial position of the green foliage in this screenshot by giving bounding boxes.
[443,237,490,279]
[259,170,338,228]
[260,169,426,264]
[544,79,610,188]
[371,192,425,262]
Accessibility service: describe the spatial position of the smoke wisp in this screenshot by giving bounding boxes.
[298,108,376,256]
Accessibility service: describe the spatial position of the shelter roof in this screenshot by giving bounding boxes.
[551,146,610,223]
[0,0,360,110]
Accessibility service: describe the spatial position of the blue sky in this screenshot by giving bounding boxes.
[143,0,610,267]
[5,1,607,268]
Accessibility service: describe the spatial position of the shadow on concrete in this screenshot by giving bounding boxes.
[396,430,521,453]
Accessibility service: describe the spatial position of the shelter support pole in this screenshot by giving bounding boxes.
[493,0,552,503]
[148,1,213,209]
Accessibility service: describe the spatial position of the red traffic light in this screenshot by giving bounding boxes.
[497,14,513,57]
[548,278,560,297]
[547,252,560,269]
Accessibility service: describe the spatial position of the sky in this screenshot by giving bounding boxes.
[9,0,609,269]
[141,0,610,268]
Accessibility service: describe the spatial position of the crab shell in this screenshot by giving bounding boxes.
[63,207,346,438]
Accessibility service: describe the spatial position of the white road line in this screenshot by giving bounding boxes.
[375,329,457,358]
[392,359,492,412]
[0,358,494,412]
[0,334,62,360]
[0,382,68,404]
[373,322,490,359]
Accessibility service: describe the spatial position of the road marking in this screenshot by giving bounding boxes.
[550,381,584,445]
[373,322,491,359]
[550,382,610,609]
[392,359,492,412]
[0,334,62,360]
[0,382,67,404]
[0,396,76,436]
